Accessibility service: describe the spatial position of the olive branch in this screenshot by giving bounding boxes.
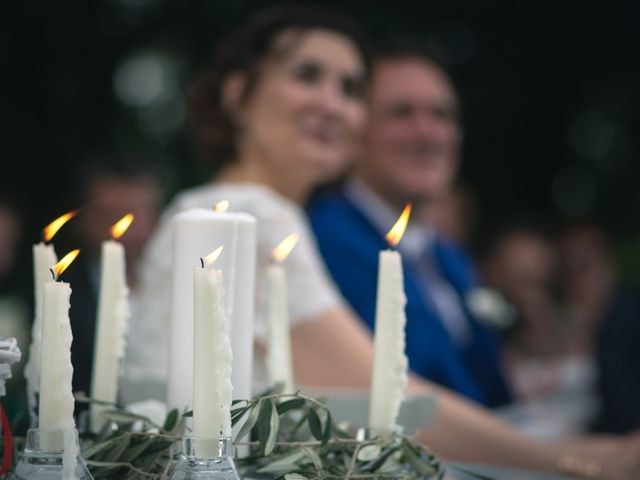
[2,386,497,479]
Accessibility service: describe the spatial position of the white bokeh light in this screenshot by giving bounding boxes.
[113,51,179,108]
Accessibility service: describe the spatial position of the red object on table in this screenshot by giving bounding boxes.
[0,401,12,474]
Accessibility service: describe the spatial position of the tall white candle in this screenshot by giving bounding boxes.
[24,242,57,422]
[265,234,298,394]
[193,249,233,457]
[39,250,80,466]
[39,281,75,429]
[369,204,411,431]
[265,264,295,393]
[168,208,256,411]
[369,250,408,430]
[90,215,132,432]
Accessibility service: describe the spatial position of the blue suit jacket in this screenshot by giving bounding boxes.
[309,190,511,407]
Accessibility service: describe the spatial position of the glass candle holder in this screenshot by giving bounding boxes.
[11,428,93,479]
[170,436,241,480]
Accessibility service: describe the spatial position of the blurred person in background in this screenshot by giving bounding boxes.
[0,193,29,426]
[66,156,162,396]
[310,43,511,408]
[557,221,640,434]
[479,221,562,377]
[557,222,616,359]
[126,7,640,478]
[478,220,598,438]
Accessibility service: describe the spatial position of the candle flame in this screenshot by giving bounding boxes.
[202,246,224,267]
[111,213,134,240]
[272,233,299,262]
[43,211,77,242]
[385,203,412,247]
[214,200,230,213]
[52,249,80,278]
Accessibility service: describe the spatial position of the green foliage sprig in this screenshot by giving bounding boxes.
[5,387,457,479]
[77,396,183,479]
[229,385,445,479]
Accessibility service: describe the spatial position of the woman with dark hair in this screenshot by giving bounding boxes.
[128,5,372,388]
[126,7,640,478]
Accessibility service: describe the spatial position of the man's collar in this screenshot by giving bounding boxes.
[344,178,435,260]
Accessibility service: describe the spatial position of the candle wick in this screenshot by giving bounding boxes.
[49,268,57,281]
[200,258,205,269]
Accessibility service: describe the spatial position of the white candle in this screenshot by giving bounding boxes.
[369,251,408,430]
[39,266,77,452]
[193,251,233,457]
[265,234,298,394]
[90,225,131,432]
[369,204,411,431]
[265,264,295,393]
[24,242,57,422]
[39,251,81,478]
[168,208,256,411]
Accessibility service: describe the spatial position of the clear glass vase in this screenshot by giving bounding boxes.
[11,428,93,479]
[170,436,241,480]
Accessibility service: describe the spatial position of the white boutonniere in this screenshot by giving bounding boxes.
[466,287,516,329]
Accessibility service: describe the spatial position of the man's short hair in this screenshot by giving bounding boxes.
[372,36,462,124]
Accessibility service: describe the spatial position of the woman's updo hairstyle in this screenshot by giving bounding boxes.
[188,5,371,170]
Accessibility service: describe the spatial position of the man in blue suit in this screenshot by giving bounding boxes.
[309,45,511,407]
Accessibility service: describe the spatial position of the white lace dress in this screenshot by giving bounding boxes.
[123,182,342,398]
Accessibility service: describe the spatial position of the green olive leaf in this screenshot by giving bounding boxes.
[357,444,381,461]
[259,398,280,456]
[307,407,323,441]
[321,410,333,446]
[276,397,306,415]
[235,399,262,443]
[402,441,437,476]
[284,474,309,480]
[256,449,307,474]
[102,435,131,462]
[163,408,179,432]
